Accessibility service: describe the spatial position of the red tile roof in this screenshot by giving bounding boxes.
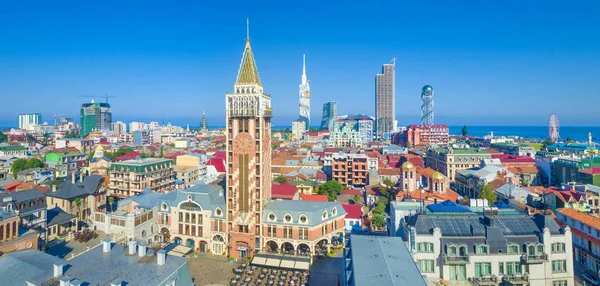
[342,204,363,219]
[558,208,600,231]
[324,148,340,153]
[213,151,226,160]
[206,158,226,173]
[378,168,400,176]
[491,154,535,163]
[271,183,298,200]
[316,170,327,180]
[116,152,141,161]
[164,152,186,160]
[300,194,328,202]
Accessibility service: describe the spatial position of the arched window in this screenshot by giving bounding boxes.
[215,208,223,216]
[180,202,201,212]
[299,214,307,224]
[537,244,544,254]
[284,213,292,223]
[332,207,337,216]
[449,246,457,255]
[268,212,276,222]
[322,211,328,220]
[528,245,535,255]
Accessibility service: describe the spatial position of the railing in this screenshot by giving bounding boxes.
[503,274,528,284]
[469,276,498,286]
[521,253,548,263]
[442,254,469,264]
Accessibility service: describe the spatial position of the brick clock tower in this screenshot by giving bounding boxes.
[225,26,272,259]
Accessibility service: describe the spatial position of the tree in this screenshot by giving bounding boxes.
[382,179,395,188]
[74,198,82,215]
[0,133,7,143]
[352,194,362,203]
[24,158,45,169]
[108,197,115,213]
[274,175,288,184]
[377,197,389,207]
[462,125,468,137]
[374,203,386,214]
[372,213,385,228]
[11,158,28,179]
[317,180,345,202]
[566,138,573,143]
[478,183,497,206]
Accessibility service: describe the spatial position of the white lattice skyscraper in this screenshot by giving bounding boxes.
[298,54,310,131]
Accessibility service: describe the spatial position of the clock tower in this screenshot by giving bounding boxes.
[225,23,272,259]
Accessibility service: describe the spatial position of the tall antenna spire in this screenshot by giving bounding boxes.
[246,18,250,40]
[302,54,307,83]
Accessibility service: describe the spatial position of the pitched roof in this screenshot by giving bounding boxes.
[45,175,104,200]
[419,167,437,178]
[341,189,362,196]
[300,194,328,202]
[378,168,400,176]
[581,168,600,175]
[558,208,600,230]
[342,204,363,219]
[47,207,77,226]
[271,183,298,200]
[264,200,346,227]
[236,39,262,86]
[206,158,226,173]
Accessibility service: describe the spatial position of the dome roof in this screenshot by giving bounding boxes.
[431,172,445,180]
[422,85,433,92]
[401,161,414,169]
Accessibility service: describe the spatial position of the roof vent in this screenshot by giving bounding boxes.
[157,249,166,265]
[110,279,122,286]
[138,242,147,257]
[128,240,137,255]
[102,238,111,253]
[59,276,72,286]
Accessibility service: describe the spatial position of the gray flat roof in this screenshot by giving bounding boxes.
[64,242,193,286]
[350,235,427,286]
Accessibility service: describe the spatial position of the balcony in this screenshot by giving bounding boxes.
[521,253,548,264]
[469,276,498,286]
[442,254,469,264]
[502,274,528,285]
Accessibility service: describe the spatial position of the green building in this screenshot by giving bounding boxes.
[553,157,600,185]
[80,101,112,137]
[45,152,87,178]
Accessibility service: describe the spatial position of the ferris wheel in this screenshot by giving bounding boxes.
[548,113,560,143]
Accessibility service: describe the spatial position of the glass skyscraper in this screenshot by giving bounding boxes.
[80,100,112,137]
[320,101,337,130]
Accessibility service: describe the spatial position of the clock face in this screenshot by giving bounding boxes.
[234,132,254,154]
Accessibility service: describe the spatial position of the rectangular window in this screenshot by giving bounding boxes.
[475,263,492,277]
[283,226,293,239]
[552,281,568,286]
[499,262,504,275]
[552,243,566,253]
[419,260,435,273]
[552,260,567,273]
[477,245,488,254]
[506,262,522,276]
[299,227,308,240]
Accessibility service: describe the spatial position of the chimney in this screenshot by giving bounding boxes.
[53,263,64,277]
[52,185,57,192]
[59,276,72,286]
[80,172,84,183]
[69,278,83,286]
[128,240,137,255]
[157,249,166,265]
[110,279,122,286]
[102,238,111,253]
[71,171,75,184]
[138,242,147,257]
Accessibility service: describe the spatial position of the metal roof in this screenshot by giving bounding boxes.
[349,236,427,286]
[0,250,66,286]
[263,200,346,227]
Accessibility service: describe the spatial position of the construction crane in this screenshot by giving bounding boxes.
[79,93,117,104]
[53,114,66,127]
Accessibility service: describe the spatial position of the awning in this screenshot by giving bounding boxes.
[165,244,192,257]
[251,253,311,271]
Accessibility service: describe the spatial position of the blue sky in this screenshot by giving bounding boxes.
[1,0,599,127]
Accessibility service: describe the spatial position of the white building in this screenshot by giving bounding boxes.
[112,121,127,134]
[292,119,306,141]
[129,121,148,132]
[18,113,41,131]
[403,203,574,286]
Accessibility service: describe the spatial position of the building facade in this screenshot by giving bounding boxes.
[426,148,492,181]
[80,101,112,137]
[320,101,337,131]
[556,208,600,278]
[329,114,374,147]
[375,60,395,138]
[405,207,574,286]
[393,124,449,147]
[298,54,310,131]
[292,119,306,141]
[108,158,175,198]
[46,174,107,222]
[18,113,41,130]
[45,151,87,179]
[225,33,272,259]
[332,153,369,188]
[112,121,127,134]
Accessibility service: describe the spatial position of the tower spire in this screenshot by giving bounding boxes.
[236,18,261,86]
[246,18,250,40]
[302,54,307,83]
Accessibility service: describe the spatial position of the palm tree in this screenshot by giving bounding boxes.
[74,198,82,220]
[108,197,115,213]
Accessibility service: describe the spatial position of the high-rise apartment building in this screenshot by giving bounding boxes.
[298,54,310,131]
[129,122,147,132]
[291,118,306,141]
[329,114,374,148]
[225,29,272,259]
[80,100,112,137]
[421,85,434,125]
[332,153,369,188]
[392,124,449,147]
[375,59,396,138]
[201,111,208,132]
[320,101,337,130]
[18,113,41,130]
[112,121,127,135]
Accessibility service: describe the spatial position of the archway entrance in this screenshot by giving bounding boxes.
[199,241,208,253]
[282,242,295,254]
[173,237,182,245]
[186,239,195,249]
[265,241,278,253]
[161,227,170,243]
[316,239,329,255]
[332,232,345,248]
[236,242,249,259]
[212,235,225,255]
[298,243,310,256]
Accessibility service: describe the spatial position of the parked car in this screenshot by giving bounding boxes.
[582,273,600,286]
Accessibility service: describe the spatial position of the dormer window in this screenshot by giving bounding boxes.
[215,208,223,216]
[284,213,292,223]
[268,212,276,222]
[508,245,519,254]
[162,203,168,210]
[476,245,489,254]
[299,214,307,224]
[332,207,337,216]
[322,210,328,220]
